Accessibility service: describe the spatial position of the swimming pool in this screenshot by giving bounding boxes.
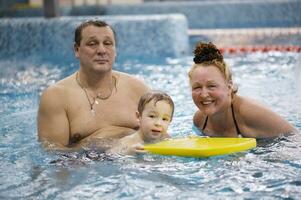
[0,51,300,199]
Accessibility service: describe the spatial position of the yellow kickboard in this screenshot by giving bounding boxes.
[143,137,256,157]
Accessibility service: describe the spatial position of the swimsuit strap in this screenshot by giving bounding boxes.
[202,116,208,131]
[231,103,242,136]
[201,103,242,136]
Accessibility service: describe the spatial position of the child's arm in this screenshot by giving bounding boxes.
[107,133,141,155]
[133,143,148,154]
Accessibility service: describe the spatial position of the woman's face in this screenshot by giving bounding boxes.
[190,65,232,116]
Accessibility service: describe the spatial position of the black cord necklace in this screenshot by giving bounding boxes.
[75,72,116,115]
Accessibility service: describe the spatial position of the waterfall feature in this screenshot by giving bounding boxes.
[0,14,189,64]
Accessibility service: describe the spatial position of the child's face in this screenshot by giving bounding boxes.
[138,100,172,143]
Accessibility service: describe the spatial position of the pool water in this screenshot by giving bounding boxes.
[0,52,301,199]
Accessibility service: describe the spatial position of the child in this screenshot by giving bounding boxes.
[108,90,174,155]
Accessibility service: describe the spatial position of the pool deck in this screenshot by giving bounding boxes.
[189,27,301,48]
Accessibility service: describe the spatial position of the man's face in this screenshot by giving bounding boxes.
[74,25,116,73]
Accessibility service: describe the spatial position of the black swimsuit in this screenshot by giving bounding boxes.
[201,104,242,136]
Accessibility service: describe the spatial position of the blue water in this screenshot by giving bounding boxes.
[0,52,301,199]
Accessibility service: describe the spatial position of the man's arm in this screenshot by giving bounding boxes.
[37,86,70,147]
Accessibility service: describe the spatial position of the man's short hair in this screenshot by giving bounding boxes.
[74,19,116,46]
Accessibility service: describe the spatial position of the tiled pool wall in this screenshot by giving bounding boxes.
[1,0,301,64]
[0,14,188,64]
[3,0,301,29]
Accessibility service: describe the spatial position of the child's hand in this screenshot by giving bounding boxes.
[133,144,148,154]
[162,133,171,139]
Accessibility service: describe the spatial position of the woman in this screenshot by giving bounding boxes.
[188,42,297,138]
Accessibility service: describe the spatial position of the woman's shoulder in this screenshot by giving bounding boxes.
[233,95,272,117]
[193,110,206,128]
[233,95,297,137]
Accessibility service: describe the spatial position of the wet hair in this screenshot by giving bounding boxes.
[188,42,237,93]
[74,19,116,46]
[138,90,175,120]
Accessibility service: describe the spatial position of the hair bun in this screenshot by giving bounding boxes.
[193,42,223,64]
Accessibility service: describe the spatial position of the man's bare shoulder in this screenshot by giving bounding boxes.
[40,73,76,107]
[113,70,144,83]
[42,73,76,95]
[113,70,150,92]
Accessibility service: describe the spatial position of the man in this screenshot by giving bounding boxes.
[38,19,150,149]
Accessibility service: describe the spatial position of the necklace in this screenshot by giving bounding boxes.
[75,72,116,115]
